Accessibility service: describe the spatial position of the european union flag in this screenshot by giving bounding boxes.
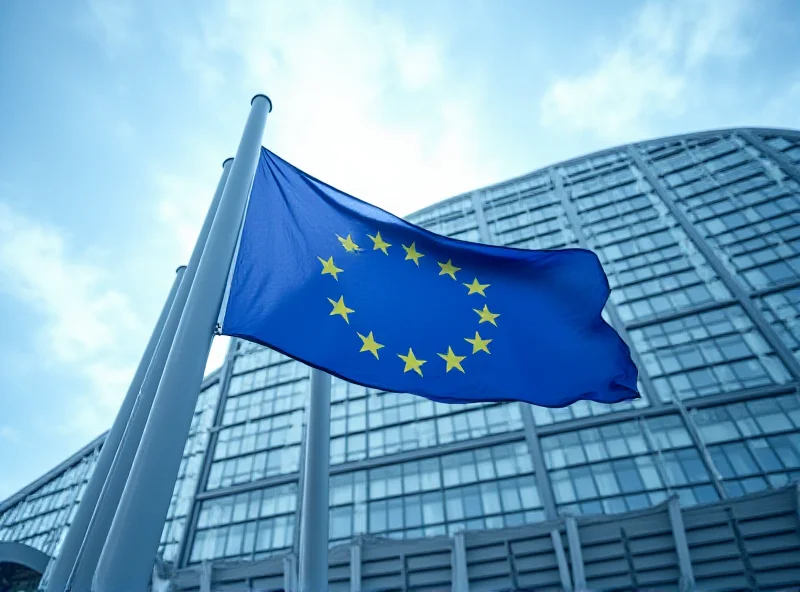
[221,148,639,407]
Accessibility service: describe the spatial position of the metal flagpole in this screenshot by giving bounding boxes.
[40,265,186,592]
[63,159,235,592]
[298,368,332,592]
[92,94,271,592]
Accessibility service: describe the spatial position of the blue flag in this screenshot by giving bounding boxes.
[221,148,639,407]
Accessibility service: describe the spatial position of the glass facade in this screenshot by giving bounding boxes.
[2,127,800,585]
[0,446,99,559]
[328,441,542,545]
[157,379,224,562]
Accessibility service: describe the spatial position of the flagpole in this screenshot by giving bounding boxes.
[63,158,235,592]
[91,94,271,592]
[298,368,332,592]
[39,265,186,592]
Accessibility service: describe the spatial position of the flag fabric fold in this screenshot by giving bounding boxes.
[221,148,639,407]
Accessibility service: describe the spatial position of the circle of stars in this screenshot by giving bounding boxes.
[318,230,498,377]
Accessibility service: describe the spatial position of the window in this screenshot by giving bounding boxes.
[760,288,800,359]
[327,442,541,542]
[693,395,800,495]
[631,306,791,402]
[661,141,800,290]
[545,416,715,514]
[330,393,523,464]
[189,483,297,563]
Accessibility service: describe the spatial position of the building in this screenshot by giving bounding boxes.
[2,127,800,591]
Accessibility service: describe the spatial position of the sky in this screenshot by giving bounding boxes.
[1,0,799,502]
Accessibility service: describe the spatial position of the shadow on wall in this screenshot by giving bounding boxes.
[0,562,42,592]
[0,541,50,592]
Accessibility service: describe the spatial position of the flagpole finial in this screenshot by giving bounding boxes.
[222,157,234,169]
[175,265,187,274]
[251,94,272,112]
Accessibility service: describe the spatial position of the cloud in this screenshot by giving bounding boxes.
[540,0,755,142]
[540,51,686,143]
[0,201,141,436]
[206,335,230,376]
[155,171,220,261]
[150,154,234,378]
[157,0,495,217]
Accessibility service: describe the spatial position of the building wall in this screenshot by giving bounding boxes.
[0,446,99,560]
[2,127,800,590]
[180,127,800,573]
[169,485,800,592]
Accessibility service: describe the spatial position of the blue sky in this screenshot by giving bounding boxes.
[1,0,799,501]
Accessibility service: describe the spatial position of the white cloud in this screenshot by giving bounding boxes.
[158,0,495,218]
[206,335,230,376]
[155,171,220,261]
[0,202,141,436]
[390,33,443,92]
[540,51,686,143]
[151,156,234,378]
[540,0,755,142]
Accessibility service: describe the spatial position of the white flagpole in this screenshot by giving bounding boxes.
[40,266,185,592]
[298,368,332,591]
[64,158,234,592]
[91,94,271,592]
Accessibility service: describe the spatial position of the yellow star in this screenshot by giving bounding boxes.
[367,231,392,255]
[437,259,461,280]
[328,296,354,323]
[402,242,424,266]
[438,346,466,373]
[464,277,490,296]
[465,331,492,354]
[357,331,384,359]
[317,256,343,280]
[398,348,426,376]
[336,233,362,252]
[474,304,500,326]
